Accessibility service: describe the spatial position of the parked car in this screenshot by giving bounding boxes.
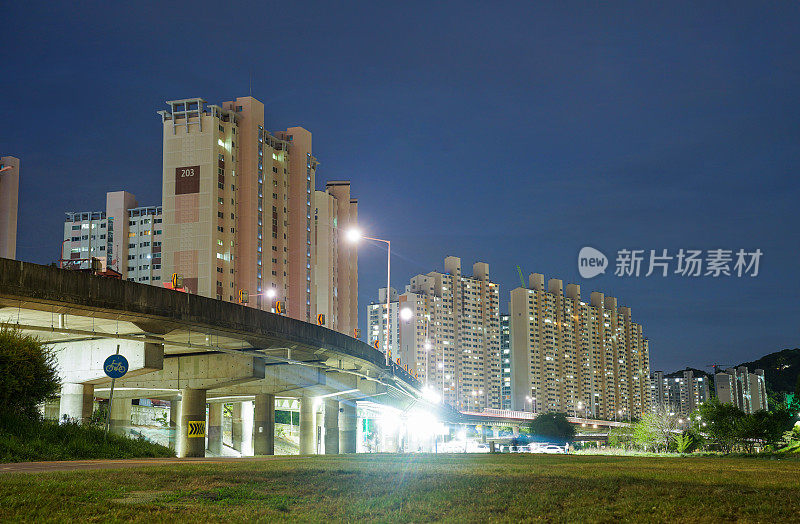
[542,445,565,454]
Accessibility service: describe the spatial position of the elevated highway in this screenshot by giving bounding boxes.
[0,258,444,456]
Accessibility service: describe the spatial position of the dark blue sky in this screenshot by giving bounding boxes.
[2,1,799,372]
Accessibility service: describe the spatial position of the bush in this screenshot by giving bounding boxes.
[0,412,174,462]
[528,412,576,443]
[0,324,60,418]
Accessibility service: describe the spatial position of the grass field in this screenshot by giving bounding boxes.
[1,454,799,522]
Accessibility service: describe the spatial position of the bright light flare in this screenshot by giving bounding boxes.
[400,307,413,321]
[345,228,362,243]
[422,386,441,404]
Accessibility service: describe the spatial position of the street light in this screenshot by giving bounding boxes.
[251,288,278,311]
[399,307,413,321]
[525,395,532,413]
[346,227,392,365]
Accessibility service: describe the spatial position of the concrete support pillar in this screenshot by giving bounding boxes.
[339,400,357,454]
[58,383,94,424]
[109,397,131,435]
[231,403,243,452]
[169,398,181,451]
[299,397,316,455]
[385,427,399,453]
[241,400,254,456]
[253,394,275,456]
[178,388,207,458]
[324,399,339,455]
[207,403,223,456]
[512,426,520,437]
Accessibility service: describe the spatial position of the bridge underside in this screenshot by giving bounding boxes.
[0,259,442,457]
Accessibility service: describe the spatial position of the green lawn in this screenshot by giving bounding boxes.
[1,454,799,522]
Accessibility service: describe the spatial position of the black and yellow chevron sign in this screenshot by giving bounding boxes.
[187,421,206,438]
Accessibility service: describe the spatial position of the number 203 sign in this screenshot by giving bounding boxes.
[175,165,200,195]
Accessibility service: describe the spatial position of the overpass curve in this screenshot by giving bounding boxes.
[0,258,448,456]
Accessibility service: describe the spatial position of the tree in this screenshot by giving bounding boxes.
[528,412,575,443]
[608,425,635,450]
[633,407,680,452]
[695,397,746,452]
[0,324,60,419]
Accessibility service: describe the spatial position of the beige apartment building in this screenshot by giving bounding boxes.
[157,96,355,332]
[313,181,358,335]
[509,273,651,419]
[0,156,19,260]
[398,257,502,411]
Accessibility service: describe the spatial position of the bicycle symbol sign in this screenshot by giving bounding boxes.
[103,354,129,379]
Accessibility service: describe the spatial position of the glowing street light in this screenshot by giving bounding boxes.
[346,227,392,366]
[399,307,413,321]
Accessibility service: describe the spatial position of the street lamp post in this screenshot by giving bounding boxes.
[346,228,391,366]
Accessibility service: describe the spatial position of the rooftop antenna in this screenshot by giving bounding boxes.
[249,69,252,96]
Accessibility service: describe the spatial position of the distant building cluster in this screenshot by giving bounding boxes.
[714,366,768,414]
[650,370,710,416]
[365,261,772,419]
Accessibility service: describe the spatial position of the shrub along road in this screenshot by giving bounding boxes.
[2,454,800,522]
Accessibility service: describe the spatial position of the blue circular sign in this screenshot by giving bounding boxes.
[103,354,129,379]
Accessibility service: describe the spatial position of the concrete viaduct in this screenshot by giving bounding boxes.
[0,258,446,457]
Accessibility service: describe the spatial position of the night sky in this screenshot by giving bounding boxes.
[2,2,799,373]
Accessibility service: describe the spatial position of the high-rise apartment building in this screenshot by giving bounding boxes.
[500,314,512,410]
[0,156,20,260]
[714,367,768,414]
[124,204,164,285]
[61,191,161,283]
[275,127,318,323]
[650,370,710,416]
[509,273,651,419]
[157,96,356,331]
[366,287,400,356]
[313,181,358,335]
[398,257,501,411]
[62,211,110,268]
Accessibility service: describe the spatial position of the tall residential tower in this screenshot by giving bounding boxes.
[398,257,501,411]
[157,96,356,333]
[509,273,651,419]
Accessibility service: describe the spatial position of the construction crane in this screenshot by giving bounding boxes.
[516,265,526,288]
[706,363,732,374]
